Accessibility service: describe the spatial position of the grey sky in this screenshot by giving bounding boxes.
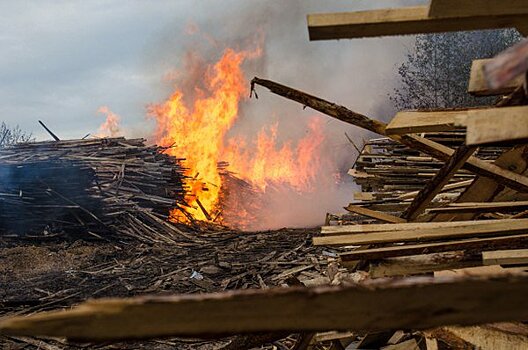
[0,0,425,141]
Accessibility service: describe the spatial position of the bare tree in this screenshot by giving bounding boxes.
[390,29,522,110]
[0,122,34,148]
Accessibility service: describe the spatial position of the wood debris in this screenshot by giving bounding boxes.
[2,2,528,349]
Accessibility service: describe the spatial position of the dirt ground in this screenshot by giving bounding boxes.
[0,228,329,349]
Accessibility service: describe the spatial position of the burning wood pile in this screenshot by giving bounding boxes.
[2,1,528,350]
[0,137,189,243]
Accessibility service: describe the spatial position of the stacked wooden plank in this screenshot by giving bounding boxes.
[249,29,528,346]
[2,3,528,348]
[0,138,190,243]
[307,0,528,40]
[341,134,506,222]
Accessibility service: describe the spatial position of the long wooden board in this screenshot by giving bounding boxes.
[386,110,465,135]
[368,252,481,278]
[321,218,522,235]
[427,201,528,214]
[461,106,528,146]
[340,234,528,261]
[314,218,528,246]
[483,249,528,266]
[2,274,528,341]
[428,0,528,18]
[307,6,528,41]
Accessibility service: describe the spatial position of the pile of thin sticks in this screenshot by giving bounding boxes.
[0,137,190,243]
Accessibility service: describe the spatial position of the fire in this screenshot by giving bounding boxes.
[149,48,251,221]
[149,45,326,227]
[96,106,121,137]
[224,117,325,192]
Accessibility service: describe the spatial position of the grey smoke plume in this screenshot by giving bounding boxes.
[144,1,421,230]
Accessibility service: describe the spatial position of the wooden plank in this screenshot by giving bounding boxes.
[340,233,528,261]
[403,145,478,220]
[484,38,528,90]
[427,200,528,214]
[314,218,528,246]
[251,78,528,193]
[468,59,524,96]
[428,0,528,18]
[435,265,528,278]
[433,145,528,222]
[386,110,464,135]
[397,179,473,200]
[307,6,528,41]
[483,249,528,266]
[439,324,528,350]
[353,192,375,201]
[369,252,481,278]
[322,218,521,235]
[2,274,528,341]
[344,204,407,223]
[461,106,528,146]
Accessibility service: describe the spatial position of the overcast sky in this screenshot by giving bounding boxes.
[0,0,425,140]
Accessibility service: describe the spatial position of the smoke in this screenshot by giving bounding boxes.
[140,1,422,230]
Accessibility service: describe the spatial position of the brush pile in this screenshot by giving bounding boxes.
[0,137,190,243]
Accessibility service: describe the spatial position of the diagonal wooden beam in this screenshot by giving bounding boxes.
[2,274,528,341]
[251,77,528,193]
[307,6,528,41]
[402,145,478,221]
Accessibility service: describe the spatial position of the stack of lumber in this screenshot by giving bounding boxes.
[342,134,507,223]
[0,138,190,243]
[248,29,528,346]
[1,2,528,349]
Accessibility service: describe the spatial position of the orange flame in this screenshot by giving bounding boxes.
[149,48,252,221]
[149,46,326,226]
[97,106,121,137]
[224,117,325,192]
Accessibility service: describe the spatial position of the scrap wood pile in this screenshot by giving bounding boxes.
[0,228,334,350]
[3,1,528,350]
[331,134,508,225]
[0,137,191,244]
